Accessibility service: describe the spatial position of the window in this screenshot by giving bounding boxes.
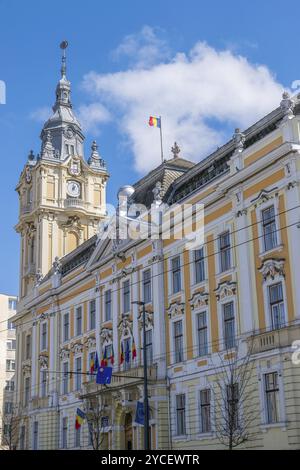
[194,248,205,283]
[199,389,211,433]
[63,362,69,394]
[33,421,38,450]
[26,334,31,359]
[41,322,47,350]
[5,380,14,392]
[89,352,95,381]
[8,298,17,310]
[123,280,130,314]
[24,377,30,406]
[197,312,208,356]
[41,370,47,398]
[6,360,15,371]
[75,357,82,390]
[262,205,277,251]
[63,313,70,342]
[219,231,231,272]
[19,426,25,450]
[89,300,96,330]
[264,372,279,424]
[176,394,186,435]
[62,417,68,449]
[143,269,152,303]
[75,427,81,448]
[4,402,13,414]
[7,319,15,330]
[174,320,183,363]
[145,329,153,365]
[76,306,83,336]
[269,283,285,329]
[4,424,11,436]
[226,383,239,431]
[223,302,236,349]
[105,290,112,321]
[7,339,16,350]
[172,256,181,294]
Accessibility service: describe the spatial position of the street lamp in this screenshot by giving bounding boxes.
[131,300,150,450]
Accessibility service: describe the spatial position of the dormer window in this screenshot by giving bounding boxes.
[65,144,75,156]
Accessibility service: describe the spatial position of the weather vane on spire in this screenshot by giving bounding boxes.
[60,40,68,79]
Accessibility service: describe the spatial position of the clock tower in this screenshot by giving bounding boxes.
[15,42,109,298]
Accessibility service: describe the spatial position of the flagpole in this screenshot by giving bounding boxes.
[159,115,164,163]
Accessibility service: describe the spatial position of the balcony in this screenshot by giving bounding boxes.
[248,323,300,354]
[64,198,87,210]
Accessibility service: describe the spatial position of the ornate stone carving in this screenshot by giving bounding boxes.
[52,256,62,274]
[34,269,44,287]
[111,267,135,284]
[190,291,209,310]
[59,347,70,360]
[39,354,49,369]
[258,258,285,281]
[85,336,96,350]
[68,157,81,176]
[152,181,163,204]
[138,308,154,328]
[100,328,113,343]
[232,128,245,153]
[251,188,278,208]
[71,342,84,355]
[171,142,180,159]
[214,281,237,301]
[22,360,31,375]
[41,130,55,159]
[118,317,132,337]
[167,300,185,318]
[280,91,295,120]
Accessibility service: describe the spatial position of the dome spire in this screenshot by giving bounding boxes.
[60,40,68,79]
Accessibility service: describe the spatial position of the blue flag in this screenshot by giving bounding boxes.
[125,341,130,363]
[135,401,144,425]
[96,366,112,385]
[94,351,100,372]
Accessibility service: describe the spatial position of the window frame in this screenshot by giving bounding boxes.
[219,230,231,273]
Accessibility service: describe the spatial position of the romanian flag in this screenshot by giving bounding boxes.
[75,408,85,430]
[90,353,95,375]
[110,345,115,366]
[149,116,161,128]
[101,348,108,367]
[120,342,124,365]
[132,338,137,360]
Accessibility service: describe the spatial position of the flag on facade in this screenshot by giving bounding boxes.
[96,366,113,385]
[75,408,86,429]
[132,338,137,360]
[90,353,95,375]
[120,342,124,365]
[94,351,100,371]
[125,340,130,363]
[110,345,115,365]
[135,401,144,425]
[101,347,108,367]
[149,116,161,128]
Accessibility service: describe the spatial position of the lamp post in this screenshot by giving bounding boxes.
[132,300,150,450]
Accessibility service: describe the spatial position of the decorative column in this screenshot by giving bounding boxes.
[31,313,38,398]
[132,260,140,364]
[95,273,101,355]
[112,278,119,368]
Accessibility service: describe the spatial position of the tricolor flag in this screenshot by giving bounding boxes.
[90,353,95,375]
[101,348,108,367]
[132,338,137,360]
[149,116,161,128]
[110,345,115,366]
[120,342,124,365]
[75,408,85,430]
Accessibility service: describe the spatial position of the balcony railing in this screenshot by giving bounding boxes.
[64,198,87,210]
[248,323,300,354]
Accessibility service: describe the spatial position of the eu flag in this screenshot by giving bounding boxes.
[125,341,130,363]
[96,366,113,385]
[135,401,144,425]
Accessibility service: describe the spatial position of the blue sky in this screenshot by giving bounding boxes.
[0,0,299,295]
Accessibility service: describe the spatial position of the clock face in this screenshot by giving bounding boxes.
[67,181,80,198]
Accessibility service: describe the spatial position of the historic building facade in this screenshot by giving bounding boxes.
[13,47,300,449]
[0,294,17,448]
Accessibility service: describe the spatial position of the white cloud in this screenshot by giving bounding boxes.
[82,35,285,174]
[29,106,51,122]
[78,102,111,134]
[112,25,170,69]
